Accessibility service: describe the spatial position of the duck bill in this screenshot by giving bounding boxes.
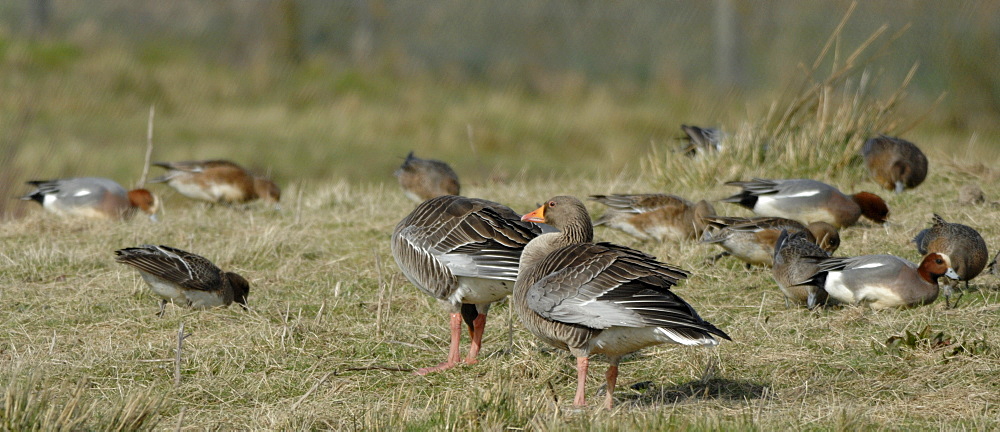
[521,205,546,223]
[945,268,960,280]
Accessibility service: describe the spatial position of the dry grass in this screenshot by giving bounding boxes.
[1,158,999,429]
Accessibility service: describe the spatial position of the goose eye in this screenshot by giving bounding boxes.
[548,201,557,207]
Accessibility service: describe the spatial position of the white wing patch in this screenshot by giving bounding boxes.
[782,190,821,198]
[853,262,885,270]
[73,189,93,197]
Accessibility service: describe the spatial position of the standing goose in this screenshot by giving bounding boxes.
[391,195,541,375]
[394,152,461,203]
[20,177,160,221]
[115,245,250,316]
[589,193,716,242]
[861,135,928,193]
[516,196,730,409]
[722,178,889,228]
[701,216,840,267]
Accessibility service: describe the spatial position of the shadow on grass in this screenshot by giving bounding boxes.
[619,377,771,407]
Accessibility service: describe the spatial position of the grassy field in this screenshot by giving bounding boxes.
[2,20,1000,430]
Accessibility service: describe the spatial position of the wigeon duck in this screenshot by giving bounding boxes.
[861,135,928,193]
[516,196,729,409]
[20,177,159,221]
[115,245,250,316]
[722,178,889,228]
[391,195,541,375]
[589,193,716,241]
[151,160,281,207]
[393,152,460,203]
[677,125,724,157]
[988,250,999,276]
[913,214,988,300]
[771,229,831,309]
[701,216,840,267]
[798,253,958,310]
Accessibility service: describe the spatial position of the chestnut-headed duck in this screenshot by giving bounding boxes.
[115,245,250,316]
[862,135,928,193]
[722,178,889,229]
[677,125,724,157]
[516,196,729,409]
[393,152,460,203]
[913,214,988,298]
[151,160,281,207]
[589,193,716,242]
[391,195,541,375]
[772,229,831,309]
[798,253,958,310]
[20,177,159,221]
[701,216,840,267]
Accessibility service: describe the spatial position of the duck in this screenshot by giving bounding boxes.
[20,177,159,221]
[391,195,541,375]
[701,216,840,267]
[150,160,281,207]
[797,253,958,310]
[913,214,988,303]
[861,135,928,193]
[677,125,724,157]
[722,178,889,228]
[516,196,729,409]
[771,229,831,309]
[589,193,716,242]
[115,245,250,316]
[393,152,460,203]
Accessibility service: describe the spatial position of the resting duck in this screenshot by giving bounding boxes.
[20,177,159,221]
[589,193,715,242]
[516,196,729,409]
[115,245,250,316]
[394,152,461,203]
[771,229,831,309]
[701,216,839,267]
[391,195,540,375]
[151,160,281,207]
[913,214,988,302]
[677,125,724,157]
[797,253,958,310]
[722,178,889,228]
[861,135,928,193]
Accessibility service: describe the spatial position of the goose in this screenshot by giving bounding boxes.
[913,214,988,305]
[516,196,729,408]
[701,216,839,267]
[151,159,280,207]
[20,177,159,221]
[861,135,928,193]
[115,245,250,316]
[394,152,460,203]
[771,229,832,309]
[391,195,541,374]
[589,193,715,242]
[797,253,958,310]
[722,178,888,228]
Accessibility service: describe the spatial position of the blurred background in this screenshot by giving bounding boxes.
[2,0,999,218]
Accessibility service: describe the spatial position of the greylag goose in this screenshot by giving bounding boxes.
[151,160,281,207]
[589,193,715,242]
[391,195,541,374]
[861,135,928,193]
[21,177,159,221]
[516,196,730,408]
[722,178,889,228]
[701,216,839,267]
[394,152,460,203]
[115,245,250,316]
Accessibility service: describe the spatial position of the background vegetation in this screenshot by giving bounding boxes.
[0,1,998,430]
